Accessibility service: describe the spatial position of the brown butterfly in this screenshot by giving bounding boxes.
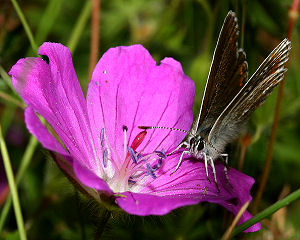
[140,11,291,187]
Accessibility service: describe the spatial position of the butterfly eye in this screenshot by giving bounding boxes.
[190,138,195,146]
[197,140,204,151]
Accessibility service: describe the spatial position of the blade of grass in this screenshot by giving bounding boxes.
[67,0,92,53]
[0,124,27,240]
[0,135,38,233]
[26,0,64,56]
[232,188,300,237]
[34,0,63,45]
[10,0,38,55]
[0,91,26,110]
[0,103,17,138]
[0,65,15,93]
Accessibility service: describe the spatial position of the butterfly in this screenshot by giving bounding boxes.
[139,11,291,187]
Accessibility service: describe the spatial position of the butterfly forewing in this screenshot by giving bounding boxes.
[208,38,291,150]
[192,11,248,139]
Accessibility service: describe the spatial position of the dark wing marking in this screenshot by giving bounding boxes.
[208,38,291,151]
[191,11,248,139]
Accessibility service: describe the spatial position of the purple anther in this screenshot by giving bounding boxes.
[158,158,163,167]
[128,146,137,164]
[103,149,108,168]
[152,164,158,170]
[154,149,166,159]
[152,158,163,170]
[146,163,157,179]
[128,177,136,184]
[137,153,143,160]
[100,128,105,148]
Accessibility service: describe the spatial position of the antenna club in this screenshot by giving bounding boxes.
[138,126,151,129]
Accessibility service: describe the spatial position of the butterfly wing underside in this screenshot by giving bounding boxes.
[208,38,291,151]
[190,11,248,140]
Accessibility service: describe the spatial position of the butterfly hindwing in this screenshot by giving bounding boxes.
[208,38,291,151]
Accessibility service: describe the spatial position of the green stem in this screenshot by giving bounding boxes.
[232,188,300,237]
[10,0,38,55]
[67,0,92,53]
[0,125,27,240]
[34,0,63,45]
[0,135,38,233]
[0,65,15,93]
[26,0,63,56]
[0,91,25,109]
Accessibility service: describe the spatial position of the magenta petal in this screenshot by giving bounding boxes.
[73,160,113,195]
[9,43,96,168]
[86,44,195,166]
[117,154,260,232]
[116,191,200,216]
[24,107,69,155]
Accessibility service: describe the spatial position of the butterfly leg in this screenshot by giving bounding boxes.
[221,153,233,188]
[203,152,211,183]
[167,141,189,156]
[209,157,220,192]
[170,150,190,175]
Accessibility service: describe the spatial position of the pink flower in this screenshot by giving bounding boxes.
[9,42,260,232]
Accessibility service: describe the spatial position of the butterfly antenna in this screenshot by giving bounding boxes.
[138,126,189,134]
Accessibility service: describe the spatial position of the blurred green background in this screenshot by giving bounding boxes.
[0,0,300,239]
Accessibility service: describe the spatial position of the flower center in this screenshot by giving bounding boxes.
[100,126,166,193]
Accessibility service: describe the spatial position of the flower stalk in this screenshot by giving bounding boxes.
[0,125,27,240]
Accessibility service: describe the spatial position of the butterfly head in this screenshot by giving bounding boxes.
[188,135,205,154]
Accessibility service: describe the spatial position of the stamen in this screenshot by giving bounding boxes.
[100,128,105,148]
[121,130,147,172]
[128,177,136,184]
[123,125,128,162]
[146,163,157,179]
[128,146,138,164]
[153,157,163,170]
[128,179,136,184]
[154,149,166,159]
[103,149,108,168]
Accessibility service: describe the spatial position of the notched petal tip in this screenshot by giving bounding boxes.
[160,57,184,72]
